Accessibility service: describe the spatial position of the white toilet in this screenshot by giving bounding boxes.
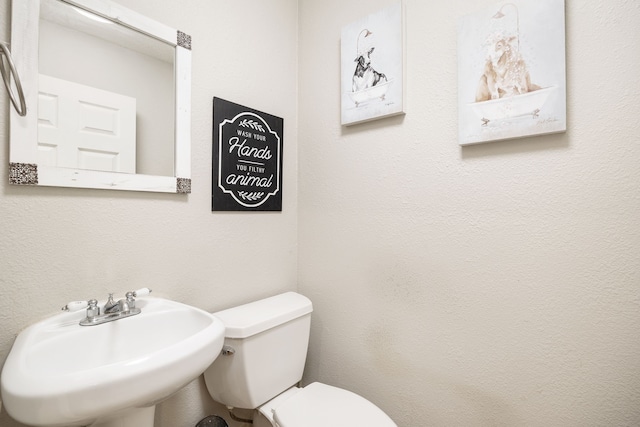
[203,292,397,427]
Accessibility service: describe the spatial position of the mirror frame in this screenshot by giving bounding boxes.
[9,0,192,193]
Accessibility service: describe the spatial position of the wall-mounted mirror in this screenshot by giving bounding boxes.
[9,0,192,193]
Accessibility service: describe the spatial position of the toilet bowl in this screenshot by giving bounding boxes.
[203,292,396,427]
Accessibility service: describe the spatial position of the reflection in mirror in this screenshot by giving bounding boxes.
[39,0,175,176]
[9,0,192,193]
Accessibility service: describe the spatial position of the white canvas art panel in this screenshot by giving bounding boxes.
[341,2,405,126]
[458,0,566,145]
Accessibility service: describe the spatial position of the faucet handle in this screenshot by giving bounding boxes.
[123,288,150,310]
[132,287,152,297]
[61,300,89,312]
[86,299,100,320]
[125,291,135,309]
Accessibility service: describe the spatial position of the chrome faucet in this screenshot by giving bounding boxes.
[104,291,137,314]
[62,288,152,326]
[103,293,119,314]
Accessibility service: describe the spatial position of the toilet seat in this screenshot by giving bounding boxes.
[272,382,396,427]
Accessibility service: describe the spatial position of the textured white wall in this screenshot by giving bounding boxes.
[0,0,298,426]
[298,0,640,426]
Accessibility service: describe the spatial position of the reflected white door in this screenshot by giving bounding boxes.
[37,74,136,173]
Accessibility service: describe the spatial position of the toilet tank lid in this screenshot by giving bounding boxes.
[213,292,313,338]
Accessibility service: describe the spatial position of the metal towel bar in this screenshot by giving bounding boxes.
[0,41,27,116]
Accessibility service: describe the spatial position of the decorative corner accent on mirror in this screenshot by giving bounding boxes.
[9,163,38,185]
[177,178,192,193]
[177,31,192,50]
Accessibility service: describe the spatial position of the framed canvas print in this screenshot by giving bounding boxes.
[341,2,405,126]
[212,97,283,211]
[458,0,566,145]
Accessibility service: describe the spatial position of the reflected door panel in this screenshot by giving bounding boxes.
[38,74,136,173]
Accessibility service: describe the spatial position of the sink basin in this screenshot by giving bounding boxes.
[1,297,225,427]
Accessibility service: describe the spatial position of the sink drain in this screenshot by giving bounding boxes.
[196,415,229,427]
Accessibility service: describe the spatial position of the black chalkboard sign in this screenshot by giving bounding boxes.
[212,98,283,211]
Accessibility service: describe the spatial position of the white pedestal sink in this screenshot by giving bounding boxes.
[1,296,225,427]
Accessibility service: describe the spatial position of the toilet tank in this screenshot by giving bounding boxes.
[204,292,313,409]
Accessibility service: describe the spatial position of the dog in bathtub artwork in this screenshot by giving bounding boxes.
[350,29,390,107]
[341,2,404,126]
[458,0,566,145]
